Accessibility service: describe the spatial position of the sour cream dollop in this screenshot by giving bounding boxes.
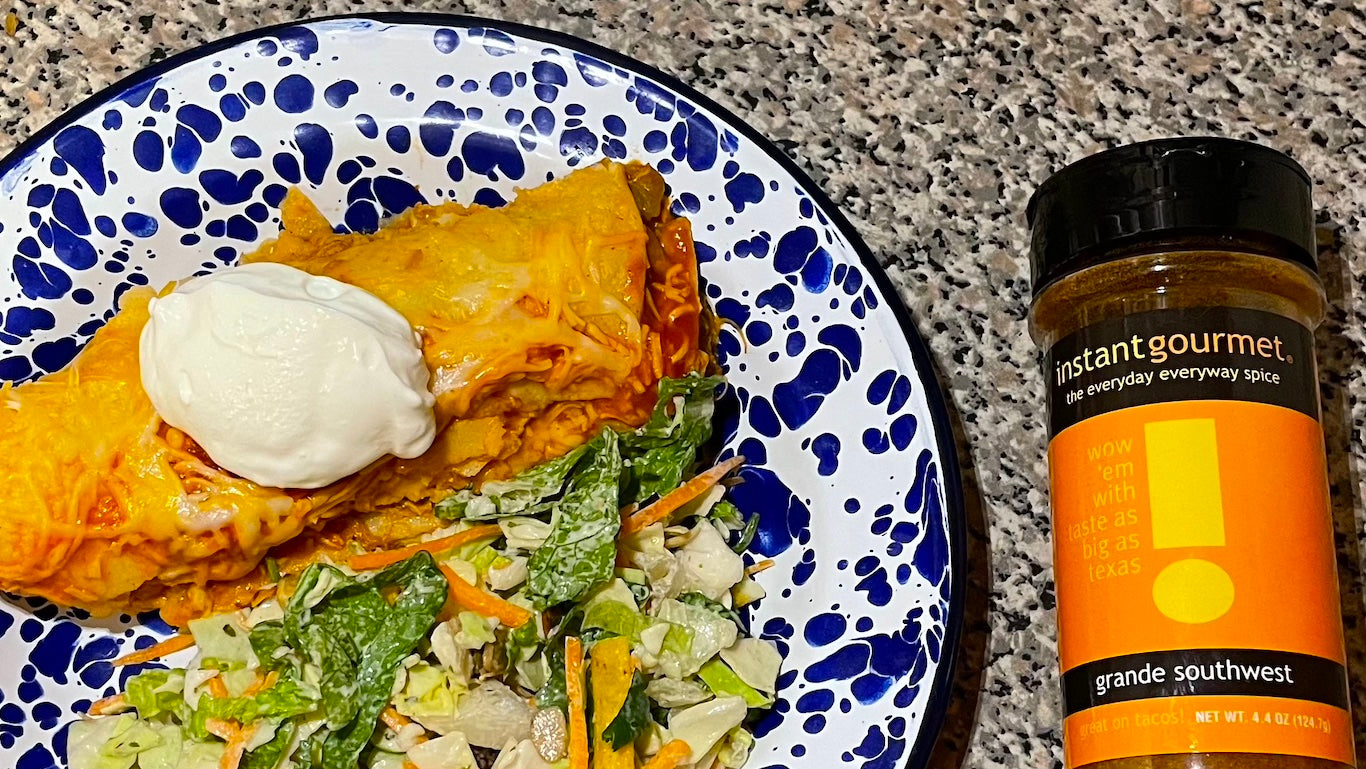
[140,262,436,489]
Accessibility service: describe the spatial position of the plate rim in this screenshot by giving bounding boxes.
[0,13,968,768]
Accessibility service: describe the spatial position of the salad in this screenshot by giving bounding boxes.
[69,375,781,769]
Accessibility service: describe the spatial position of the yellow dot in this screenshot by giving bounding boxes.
[1152,558,1234,624]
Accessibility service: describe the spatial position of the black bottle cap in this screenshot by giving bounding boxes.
[1026,137,1316,299]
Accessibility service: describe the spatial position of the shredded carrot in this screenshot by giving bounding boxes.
[381,705,415,733]
[404,762,421,769]
[439,564,533,627]
[205,718,238,740]
[242,669,279,697]
[113,633,196,666]
[642,740,693,769]
[745,559,775,576]
[566,637,588,769]
[207,675,230,700]
[220,722,258,769]
[87,693,128,716]
[349,524,503,571]
[620,456,745,534]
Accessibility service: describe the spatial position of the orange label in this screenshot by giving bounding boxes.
[1065,697,1353,766]
[1049,400,1352,766]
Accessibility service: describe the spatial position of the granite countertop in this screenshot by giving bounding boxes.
[4,1,1364,767]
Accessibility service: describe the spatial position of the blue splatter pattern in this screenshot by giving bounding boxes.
[0,18,955,769]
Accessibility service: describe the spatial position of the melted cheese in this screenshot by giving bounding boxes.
[0,161,705,616]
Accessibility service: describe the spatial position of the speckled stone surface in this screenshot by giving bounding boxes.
[3,2,1365,767]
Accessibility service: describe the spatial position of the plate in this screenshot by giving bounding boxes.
[0,14,964,769]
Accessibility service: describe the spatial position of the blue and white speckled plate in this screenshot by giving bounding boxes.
[0,15,964,769]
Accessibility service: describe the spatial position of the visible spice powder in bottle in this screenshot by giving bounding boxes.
[1027,137,1354,769]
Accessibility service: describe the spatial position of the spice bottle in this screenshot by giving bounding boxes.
[1027,138,1354,769]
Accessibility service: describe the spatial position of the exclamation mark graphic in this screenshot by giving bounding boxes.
[1144,418,1235,624]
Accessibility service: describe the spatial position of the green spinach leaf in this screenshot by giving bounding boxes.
[267,553,448,769]
[601,670,652,750]
[536,609,584,711]
[619,375,723,503]
[243,721,297,769]
[435,442,591,520]
[527,430,622,608]
[728,509,760,554]
[248,620,291,673]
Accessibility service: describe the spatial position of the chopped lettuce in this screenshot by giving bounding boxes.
[504,618,546,692]
[638,622,671,659]
[488,556,529,591]
[500,516,553,552]
[188,612,259,696]
[67,714,156,769]
[674,484,726,523]
[436,442,592,520]
[133,724,183,769]
[527,429,622,608]
[676,592,744,630]
[246,620,291,674]
[644,677,712,708]
[582,580,647,640]
[708,499,745,530]
[124,669,186,720]
[169,732,229,768]
[452,611,497,650]
[515,653,550,695]
[246,598,285,626]
[697,660,771,707]
[672,524,744,601]
[429,620,474,687]
[466,543,502,573]
[653,599,738,679]
[147,727,223,769]
[394,662,464,735]
[68,717,224,769]
[366,751,410,769]
[490,739,554,769]
[583,601,647,641]
[405,731,477,769]
[716,727,755,769]
[731,575,767,609]
[584,579,639,612]
[622,523,678,602]
[661,624,694,658]
[718,638,783,694]
[666,696,748,763]
[442,558,478,587]
[185,675,318,741]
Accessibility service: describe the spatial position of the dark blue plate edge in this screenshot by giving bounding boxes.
[0,13,969,769]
